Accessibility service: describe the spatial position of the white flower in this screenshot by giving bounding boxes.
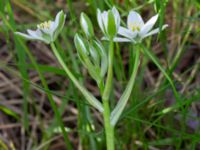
[115,11,168,43]
[97,7,120,39]
[15,10,66,44]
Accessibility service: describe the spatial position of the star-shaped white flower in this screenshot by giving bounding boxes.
[115,11,168,43]
[15,10,66,44]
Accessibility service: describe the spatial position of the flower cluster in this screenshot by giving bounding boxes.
[15,7,168,44]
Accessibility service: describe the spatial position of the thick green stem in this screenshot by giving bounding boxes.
[50,42,104,112]
[103,100,115,150]
[102,41,115,150]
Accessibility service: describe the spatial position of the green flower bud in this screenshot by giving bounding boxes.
[74,34,108,83]
[80,13,94,39]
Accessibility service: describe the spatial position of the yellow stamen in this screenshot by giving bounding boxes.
[132,25,140,31]
[129,23,141,32]
[38,20,51,29]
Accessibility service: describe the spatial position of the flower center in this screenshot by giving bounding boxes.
[38,20,51,29]
[128,22,141,32]
[131,25,140,31]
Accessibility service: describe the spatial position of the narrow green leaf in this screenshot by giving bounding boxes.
[1,0,30,130]
[111,46,140,126]
[102,41,114,101]
[0,105,19,120]
[142,45,180,101]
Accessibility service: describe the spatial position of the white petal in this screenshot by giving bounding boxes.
[27,29,41,37]
[50,11,66,41]
[118,26,137,39]
[48,21,59,34]
[41,29,51,35]
[53,10,63,31]
[28,29,49,43]
[141,24,168,39]
[127,11,144,30]
[53,11,66,28]
[101,36,109,41]
[47,10,66,41]
[49,21,56,30]
[113,37,132,42]
[15,32,35,40]
[15,31,49,43]
[97,9,105,33]
[140,14,159,37]
[102,11,108,32]
[101,36,132,42]
[112,7,120,29]
[80,15,89,35]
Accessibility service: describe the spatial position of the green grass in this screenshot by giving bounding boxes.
[0,0,199,149]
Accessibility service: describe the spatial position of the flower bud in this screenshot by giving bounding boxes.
[92,40,108,78]
[74,34,89,65]
[74,34,108,83]
[80,13,94,39]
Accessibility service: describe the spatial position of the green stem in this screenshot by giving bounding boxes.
[50,43,104,112]
[103,100,115,150]
[102,41,115,150]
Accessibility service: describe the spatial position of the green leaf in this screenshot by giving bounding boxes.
[102,41,114,101]
[142,45,180,101]
[111,47,140,126]
[0,105,19,120]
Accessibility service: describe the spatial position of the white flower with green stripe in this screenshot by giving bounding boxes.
[115,11,168,43]
[15,10,66,44]
[97,7,120,40]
